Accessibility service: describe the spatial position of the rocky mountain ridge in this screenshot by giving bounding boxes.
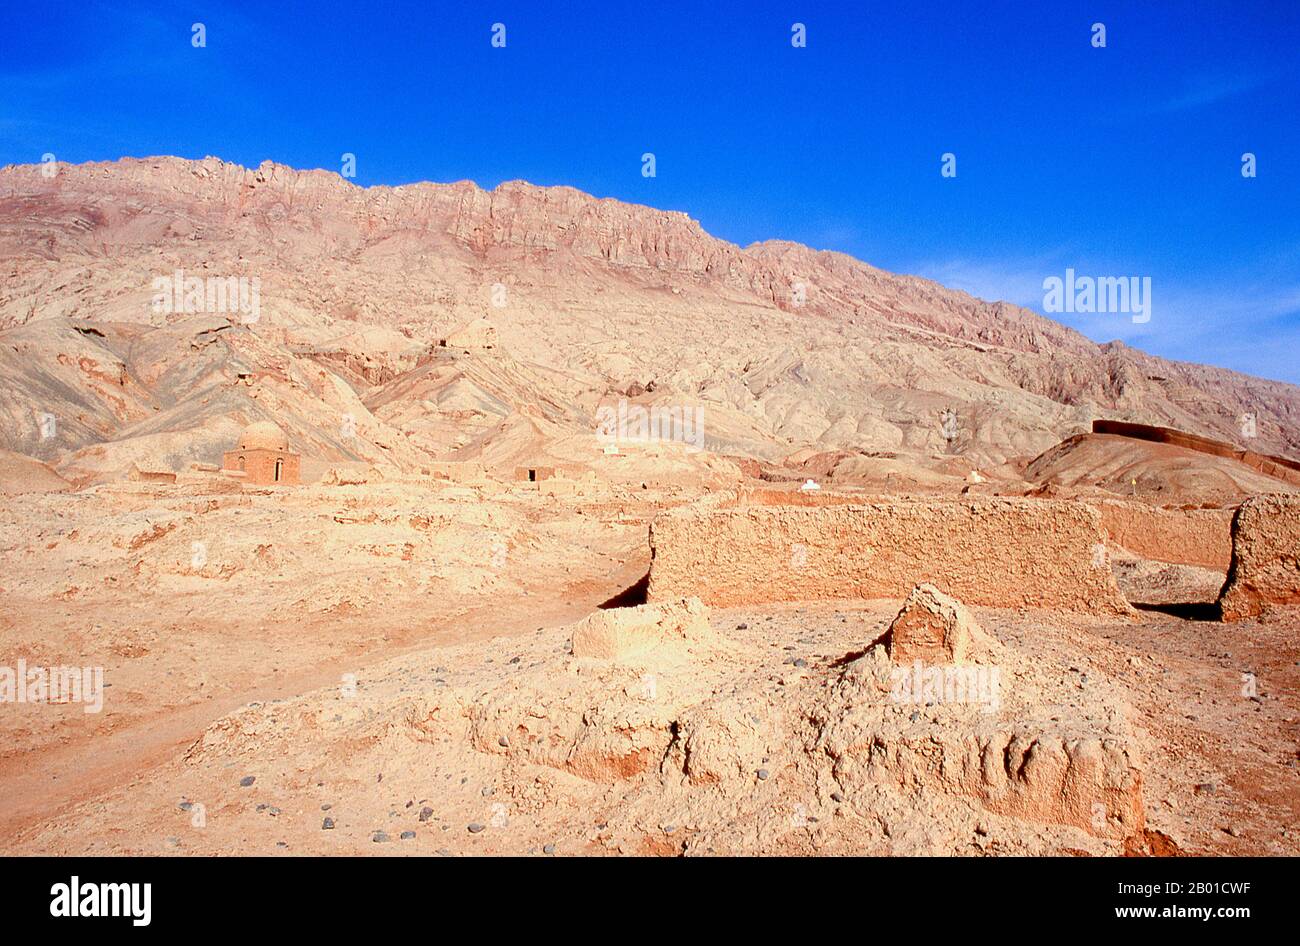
[2,156,1297,480]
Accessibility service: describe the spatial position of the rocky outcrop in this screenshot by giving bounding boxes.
[814,644,1145,842]
[443,318,498,350]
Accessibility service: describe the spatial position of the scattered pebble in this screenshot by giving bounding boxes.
[467,822,486,834]
[322,817,335,830]
[239,776,255,787]
[756,768,769,781]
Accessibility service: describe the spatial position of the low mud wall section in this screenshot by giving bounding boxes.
[1091,500,1233,569]
[648,499,1131,614]
[1219,494,1300,621]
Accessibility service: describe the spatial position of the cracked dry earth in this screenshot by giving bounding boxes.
[5,592,1297,857]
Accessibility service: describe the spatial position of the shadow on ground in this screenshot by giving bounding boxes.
[598,572,649,609]
[1132,601,1222,621]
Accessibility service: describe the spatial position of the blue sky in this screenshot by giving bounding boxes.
[2,0,1297,381]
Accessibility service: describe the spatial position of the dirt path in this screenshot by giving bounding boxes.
[0,561,645,847]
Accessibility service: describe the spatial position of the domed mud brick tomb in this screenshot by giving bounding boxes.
[222,421,301,485]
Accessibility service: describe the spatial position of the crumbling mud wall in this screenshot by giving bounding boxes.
[814,625,1145,843]
[720,487,866,508]
[1091,499,1233,569]
[1218,494,1300,621]
[1092,419,1300,486]
[837,724,1145,840]
[649,499,1131,614]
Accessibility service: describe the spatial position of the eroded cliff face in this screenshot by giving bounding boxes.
[3,156,1299,476]
[0,156,1111,351]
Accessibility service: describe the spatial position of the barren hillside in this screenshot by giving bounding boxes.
[2,156,1298,482]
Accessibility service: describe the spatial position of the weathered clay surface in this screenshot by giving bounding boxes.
[885,583,985,664]
[648,498,1132,614]
[810,642,1144,842]
[1219,494,1300,621]
[1093,420,1300,487]
[570,596,713,662]
[161,598,1146,852]
[1092,499,1233,569]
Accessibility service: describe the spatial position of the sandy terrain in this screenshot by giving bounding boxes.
[2,470,1298,857]
[4,594,1296,857]
[2,157,1299,858]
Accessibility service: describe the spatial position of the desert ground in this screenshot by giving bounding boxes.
[1,157,1298,856]
[2,444,1298,857]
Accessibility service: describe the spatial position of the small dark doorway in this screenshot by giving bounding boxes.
[527,469,537,482]
[274,458,283,482]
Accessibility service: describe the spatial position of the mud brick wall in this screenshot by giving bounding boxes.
[1091,500,1234,569]
[1219,494,1300,621]
[648,499,1131,614]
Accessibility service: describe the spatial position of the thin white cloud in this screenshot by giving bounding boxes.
[907,252,1300,384]
[908,255,1065,309]
[1156,73,1273,113]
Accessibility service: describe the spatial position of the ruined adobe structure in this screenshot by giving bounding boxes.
[1091,499,1234,569]
[1218,494,1300,621]
[128,465,178,485]
[1092,419,1300,487]
[569,596,714,662]
[221,421,301,486]
[439,317,498,350]
[458,592,1144,844]
[648,498,1132,614]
